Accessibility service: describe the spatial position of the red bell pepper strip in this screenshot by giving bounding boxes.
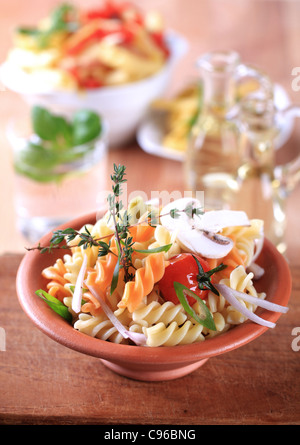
[150,31,170,57]
[65,66,103,89]
[79,77,103,89]
[65,25,136,56]
[81,1,144,25]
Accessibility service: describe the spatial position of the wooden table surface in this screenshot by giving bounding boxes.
[0,0,300,426]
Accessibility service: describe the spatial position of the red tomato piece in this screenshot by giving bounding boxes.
[150,31,170,57]
[158,253,211,305]
[82,1,144,25]
[81,2,118,21]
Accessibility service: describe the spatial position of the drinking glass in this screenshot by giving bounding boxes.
[7,118,108,243]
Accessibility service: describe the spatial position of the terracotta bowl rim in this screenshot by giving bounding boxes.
[16,211,292,366]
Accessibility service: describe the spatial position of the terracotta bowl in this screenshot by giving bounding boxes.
[16,212,292,381]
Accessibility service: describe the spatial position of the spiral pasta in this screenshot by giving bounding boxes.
[74,312,127,344]
[221,219,263,267]
[63,251,85,285]
[87,250,119,295]
[219,265,266,325]
[118,252,169,313]
[127,196,148,224]
[148,225,181,260]
[42,258,71,302]
[83,249,125,316]
[143,320,205,347]
[132,300,187,327]
[66,219,114,269]
[40,195,266,348]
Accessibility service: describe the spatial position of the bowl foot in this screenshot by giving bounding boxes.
[100,358,209,381]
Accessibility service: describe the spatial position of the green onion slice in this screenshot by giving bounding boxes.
[173,282,216,331]
[110,258,120,296]
[134,244,172,254]
[35,289,72,323]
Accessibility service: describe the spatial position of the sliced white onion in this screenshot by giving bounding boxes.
[216,283,288,314]
[72,253,88,314]
[85,283,147,346]
[214,283,277,328]
[247,262,265,280]
[251,236,264,264]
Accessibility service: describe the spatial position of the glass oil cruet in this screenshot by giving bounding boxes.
[184,50,272,210]
[234,95,300,253]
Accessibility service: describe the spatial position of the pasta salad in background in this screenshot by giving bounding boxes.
[6,1,170,90]
[35,164,289,347]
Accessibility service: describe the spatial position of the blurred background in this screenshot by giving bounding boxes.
[0,0,299,259]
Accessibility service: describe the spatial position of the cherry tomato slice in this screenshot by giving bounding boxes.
[158,253,211,305]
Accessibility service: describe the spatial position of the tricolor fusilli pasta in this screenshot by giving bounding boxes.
[40,196,269,347]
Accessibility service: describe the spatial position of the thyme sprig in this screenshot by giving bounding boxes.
[28,164,206,299]
[33,164,225,330]
[170,203,204,220]
[108,164,135,286]
[26,226,114,257]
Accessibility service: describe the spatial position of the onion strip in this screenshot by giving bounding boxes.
[72,253,88,314]
[216,283,289,313]
[214,283,278,328]
[251,236,264,264]
[85,283,147,346]
[247,262,265,280]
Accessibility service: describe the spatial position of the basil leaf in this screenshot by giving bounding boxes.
[19,4,78,49]
[53,115,73,148]
[35,289,72,323]
[72,110,102,145]
[16,27,40,37]
[173,282,216,331]
[17,141,58,169]
[134,244,172,254]
[31,106,73,145]
[31,106,59,141]
[14,141,63,182]
[17,106,102,183]
[50,3,76,32]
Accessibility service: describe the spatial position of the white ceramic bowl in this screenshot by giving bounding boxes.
[1,31,188,147]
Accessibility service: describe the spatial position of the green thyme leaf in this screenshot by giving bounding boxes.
[185,204,204,218]
[97,240,112,257]
[170,208,180,219]
[173,282,216,331]
[147,210,159,227]
[35,289,72,322]
[62,228,77,234]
